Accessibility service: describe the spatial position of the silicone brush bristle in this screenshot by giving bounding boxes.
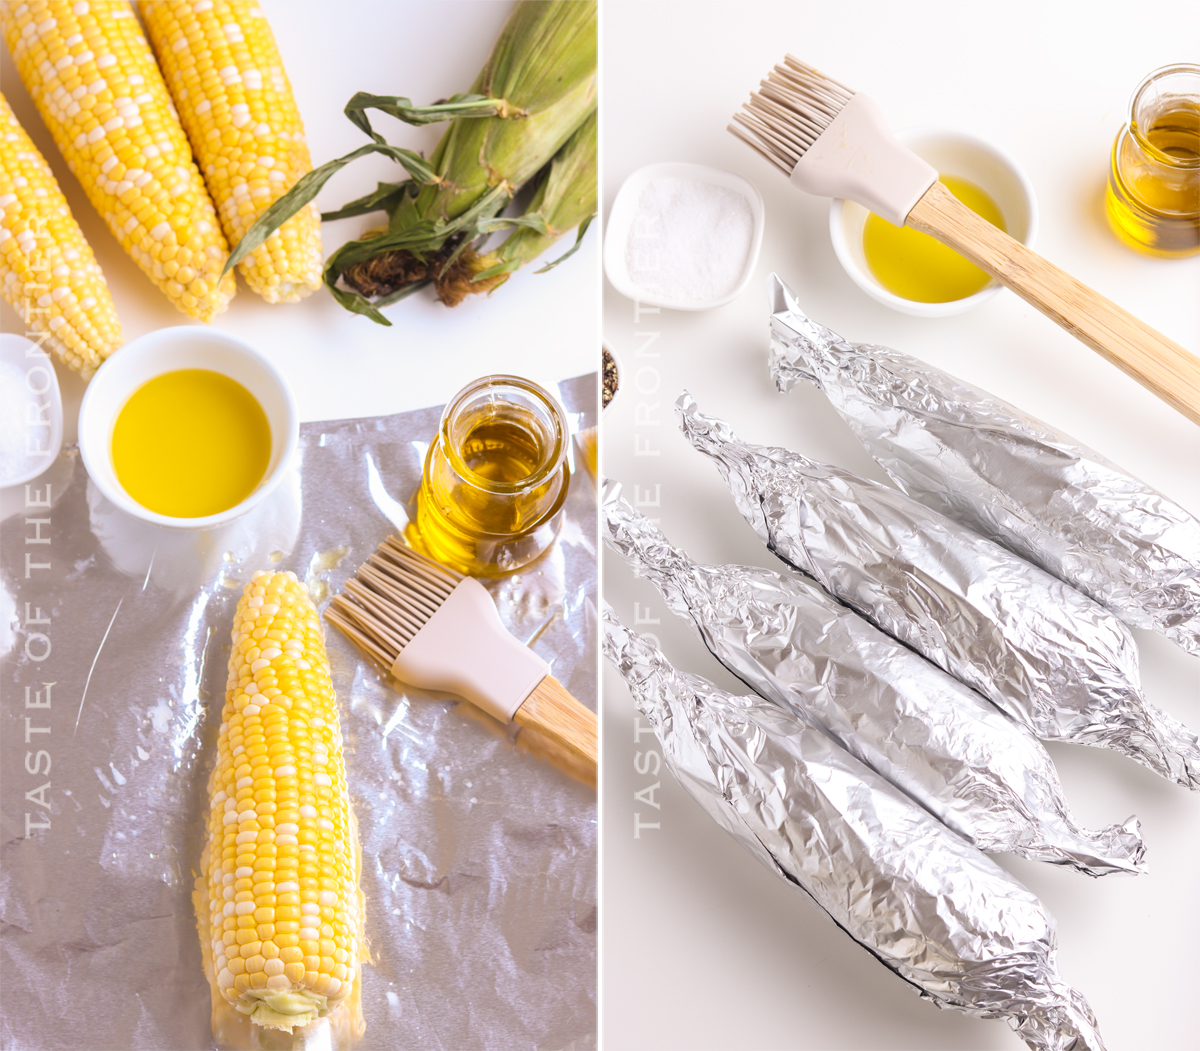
[325,538,464,667]
[730,56,855,172]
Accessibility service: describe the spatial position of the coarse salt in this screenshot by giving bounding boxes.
[0,356,52,484]
[624,176,754,304]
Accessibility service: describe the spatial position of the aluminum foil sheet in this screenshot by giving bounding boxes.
[765,272,1200,655]
[0,373,598,1051]
[677,392,1200,790]
[601,608,1106,1051]
[602,482,1144,877]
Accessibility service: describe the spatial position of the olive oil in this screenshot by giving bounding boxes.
[1106,97,1200,257]
[413,376,570,575]
[111,368,271,518]
[862,175,1006,303]
[460,418,547,487]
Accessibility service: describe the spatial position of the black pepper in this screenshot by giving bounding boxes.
[602,347,618,409]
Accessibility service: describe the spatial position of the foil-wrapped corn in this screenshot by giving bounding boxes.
[677,393,1200,790]
[603,483,1145,876]
[603,609,1106,1051]
[766,273,1200,655]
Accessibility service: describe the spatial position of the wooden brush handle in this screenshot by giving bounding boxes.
[513,676,598,773]
[906,180,1200,424]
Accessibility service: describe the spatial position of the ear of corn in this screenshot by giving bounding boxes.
[0,0,235,320]
[441,107,598,305]
[204,571,360,1031]
[229,0,597,319]
[403,0,598,227]
[138,0,322,304]
[335,0,597,312]
[0,91,120,374]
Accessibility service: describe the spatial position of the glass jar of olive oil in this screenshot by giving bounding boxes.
[413,375,571,576]
[1106,64,1200,258]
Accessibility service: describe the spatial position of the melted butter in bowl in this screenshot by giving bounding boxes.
[79,327,298,530]
[862,175,1007,303]
[830,128,1037,317]
[112,369,271,519]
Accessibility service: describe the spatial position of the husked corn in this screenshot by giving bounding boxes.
[204,571,360,1031]
[140,0,322,303]
[0,0,236,320]
[0,91,119,374]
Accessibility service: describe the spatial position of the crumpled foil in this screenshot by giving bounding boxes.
[766,272,1200,655]
[602,481,1144,877]
[676,392,1200,790]
[601,608,1106,1051]
[0,374,597,1051]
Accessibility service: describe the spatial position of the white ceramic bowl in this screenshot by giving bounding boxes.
[0,333,63,487]
[829,128,1038,317]
[604,161,765,310]
[78,326,298,530]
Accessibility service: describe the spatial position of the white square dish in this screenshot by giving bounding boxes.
[604,162,765,310]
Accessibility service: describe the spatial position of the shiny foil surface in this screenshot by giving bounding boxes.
[0,374,597,1051]
[602,482,1145,877]
[601,609,1106,1051]
[676,393,1200,790]
[765,273,1200,655]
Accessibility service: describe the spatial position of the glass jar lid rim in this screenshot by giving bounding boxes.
[1128,63,1200,170]
[439,373,569,493]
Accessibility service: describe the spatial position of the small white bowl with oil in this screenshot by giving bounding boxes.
[79,327,298,530]
[830,128,1038,317]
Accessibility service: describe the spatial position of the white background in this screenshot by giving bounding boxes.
[600,2,1199,1050]
[0,0,599,445]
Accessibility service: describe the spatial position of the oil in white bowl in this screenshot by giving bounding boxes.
[111,369,271,518]
[863,175,1006,303]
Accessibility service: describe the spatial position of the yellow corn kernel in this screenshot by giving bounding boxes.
[202,571,360,1032]
[0,92,120,375]
[139,0,321,303]
[0,0,235,320]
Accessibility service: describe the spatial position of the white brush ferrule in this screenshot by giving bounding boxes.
[390,577,549,724]
[789,93,937,227]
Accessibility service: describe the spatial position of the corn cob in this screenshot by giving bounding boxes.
[440,107,597,305]
[204,571,360,1031]
[0,0,235,320]
[0,91,120,374]
[138,0,321,303]
[229,0,597,319]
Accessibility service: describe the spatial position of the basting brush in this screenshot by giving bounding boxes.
[731,56,1200,424]
[325,537,597,774]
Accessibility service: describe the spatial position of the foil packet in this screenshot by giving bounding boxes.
[602,608,1105,1051]
[0,375,597,1051]
[677,392,1200,790]
[603,482,1144,876]
[766,272,1200,655]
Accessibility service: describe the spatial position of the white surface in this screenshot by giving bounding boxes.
[76,325,298,529]
[604,161,764,309]
[600,3,1199,1050]
[830,127,1038,316]
[0,0,599,441]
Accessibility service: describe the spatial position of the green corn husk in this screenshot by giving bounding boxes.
[225,0,597,322]
[438,107,598,305]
